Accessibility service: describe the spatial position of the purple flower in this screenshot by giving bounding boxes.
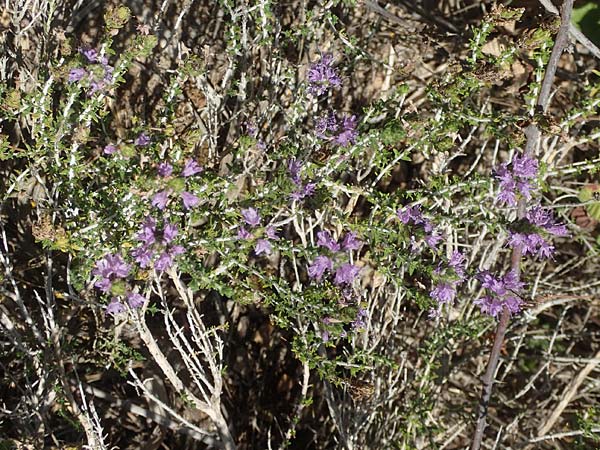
[334,263,361,285]
[341,232,362,251]
[307,54,341,96]
[288,159,302,185]
[127,292,145,309]
[474,295,504,318]
[496,185,517,206]
[92,254,131,293]
[154,252,174,272]
[237,227,252,240]
[103,144,118,155]
[425,232,443,250]
[502,270,524,292]
[68,68,87,83]
[106,298,126,315]
[351,307,367,329]
[131,245,154,268]
[81,48,98,63]
[181,191,199,210]
[241,208,261,227]
[151,190,170,210]
[397,205,423,225]
[254,239,272,256]
[316,112,338,138]
[449,251,466,277]
[158,162,173,177]
[334,115,358,147]
[136,217,157,246]
[265,226,279,240]
[526,206,568,236]
[307,256,333,281]
[512,154,538,179]
[182,159,203,177]
[163,222,178,244]
[430,282,456,305]
[474,270,524,318]
[135,133,151,146]
[316,230,340,252]
[291,182,316,201]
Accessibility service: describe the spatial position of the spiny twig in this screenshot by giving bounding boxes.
[470,1,574,449]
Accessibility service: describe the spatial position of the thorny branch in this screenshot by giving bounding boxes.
[470,1,574,449]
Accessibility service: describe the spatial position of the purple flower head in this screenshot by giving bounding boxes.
[151,190,170,210]
[526,206,569,237]
[316,230,341,252]
[537,240,555,259]
[307,53,341,96]
[162,222,178,244]
[334,115,358,147]
[496,184,517,206]
[127,292,145,309]
[397,205,423,225]
[316,112,338,138]
[241,207,261,227]
[170,245,185,257]
[181,191,199,210]
[503,295,523,315]
[526,205,553,227]
[106,298,126,316]
[182,159,203,177]
[352,307,368,329]
[512,154,538,179]
[136,217,157,246]
[430,282,456,305]
[131,245,154,268]
[103,144,118,155]
[254,239,272,256]
[334,263,361,286]
[157,162,173,177]
[474,295,504,318]
[425,232,443,250]
[449,250,466,277]
[501,270,522,292]
[341,232,362,251]
[88,80,106,95]
[265,226,279,240]
[291,182,316,201]
[68,68,87,83]
[154,252,174,272]
[135,133,151,146]
[80,48,98,63]
[92,254,130,293]
[288,159,302,185]
[237,227,252,240]
[517,180,534,200]
[307,256,333,281]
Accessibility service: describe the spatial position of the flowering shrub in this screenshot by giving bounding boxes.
[1,1,600,449]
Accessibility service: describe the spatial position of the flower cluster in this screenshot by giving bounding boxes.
[507,206,568,259]
[315,112,358,147]
[68,47,115,95]
[428,250,467,318]
[92,254,146,314]
[288,159,316,201]
[474,270,524,318]
[237,207,280,256]
[307,53,341,96]
[397,205,443,251]
[151,159,202,210]
[308,230,363,285]
[131,217,185,271]
[495,153,538,206]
